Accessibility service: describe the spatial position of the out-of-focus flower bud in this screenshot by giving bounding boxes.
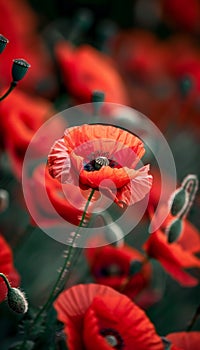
[91,90,105,103]
[166,218,183,243]
[0,189,9,213]
[169,187,189,217]
[0,34,9,53]
[7,287,28,314]
[129,260,143,275]
[12,59,31,82]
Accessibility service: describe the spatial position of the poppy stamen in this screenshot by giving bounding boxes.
[100,328,124,349]
[94,156,109,170]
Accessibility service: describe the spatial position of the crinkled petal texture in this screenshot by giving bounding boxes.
[48,124,152,207]
[166,332,200,350]
[0,235,20,302]
[54,283,164,350]
[143,229,200,286]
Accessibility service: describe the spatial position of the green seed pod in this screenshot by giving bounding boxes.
[129,260,143,275]
[166,218,183,244]
[0,34,9,53]
[7,288,28,314]
[170,187,189,217]
[91,90,105,103]
[12,59,31,82]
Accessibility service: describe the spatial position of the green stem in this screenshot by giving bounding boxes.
[20,188,95,349]
[0,273,11,291]
[187,305,200,331]
[0,81,17,101]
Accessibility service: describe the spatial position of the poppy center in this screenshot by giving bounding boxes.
[100,328,124,349]
[84,156,119,172]
[98,263,123,277]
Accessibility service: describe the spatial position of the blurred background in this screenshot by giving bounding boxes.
[0,0,200,348]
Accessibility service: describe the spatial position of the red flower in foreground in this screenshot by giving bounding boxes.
[48,124,152,208]
[0,235,20,302]
[55,41,129,104]
[0,90,54,178]
[24,163,96,227]
[54,283,164,350]
[166,331,200,350]
[86,244,151,301]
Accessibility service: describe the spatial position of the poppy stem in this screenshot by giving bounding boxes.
[187,304,200,331]
[0,81,17,101]
[19,188,95,349]
[0,273,11,291]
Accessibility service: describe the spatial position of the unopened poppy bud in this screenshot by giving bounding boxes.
[179,76,193,98]
[0,34,9,53]
[129,260,143,275]
[12,59,31,82]
[169,187,189,217]
[0,189,9,213]
[166,218,183,243]
[91,90,105,104]
[7,288,28,314]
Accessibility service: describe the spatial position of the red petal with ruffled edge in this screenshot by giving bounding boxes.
[83,293,164,350]
[144,230,200,286]
[54,284,164,350]
[166,331,200,350]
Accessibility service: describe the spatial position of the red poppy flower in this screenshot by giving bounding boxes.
[0,235,20,302]
[162,0,200,32]
[24,163,96,227]
[143,224,200,286]
[86,244,151,301]
[48,124,152,208]
[55,41,130,105]
[0,90,54,178]
[0,0,54,95]
[166,331,200,350]
[54,283,164,350]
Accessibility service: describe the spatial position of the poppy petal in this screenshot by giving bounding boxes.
[115,165,153,206]
[144,230,200,286]
[166,331,200,350]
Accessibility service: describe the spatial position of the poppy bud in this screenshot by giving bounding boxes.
[7,288,28,314]
[169,187,189,217]
[0,34,9,53]
[129,260,143,275]
[91,90,105,103]
[179,76,193,97]
[166,218,183,243]
[12,59,31,82]
[0,189,9,213]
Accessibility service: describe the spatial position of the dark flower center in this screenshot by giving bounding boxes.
[84,156,119,172]
[100,328,124,349]
[97,264,123,277]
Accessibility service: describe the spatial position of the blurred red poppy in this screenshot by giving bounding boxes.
[0,90,54,178]
[54,283,164,350]
[48,124,152,208]
[0,0,54,95]
[143,225,200,286]
[86,244,151,300]
[55,41,130,104]
[25,163,96,227]
[162,0,200,32]
[166,331,200,350]
[0,235,20,302]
